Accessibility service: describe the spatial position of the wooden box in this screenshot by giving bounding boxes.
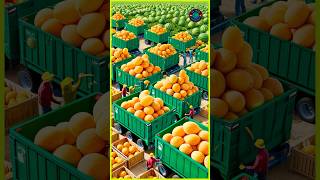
[111,147,128,171]
[138,168,164,178]
[112,87,122,102]
[112,166,136,178]
[112,127,120,142]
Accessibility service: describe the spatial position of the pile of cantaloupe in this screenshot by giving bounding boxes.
[115,140,141,159]
[111,150,125,169]
[111,48,131,63]
[120,90,170,122]
[33,93,109,180]
[162,121,209,168]
[115,169,132,178]
[114,30,136,41]
[112,12,125,20]
[211,26,284,120]
[120,54,161,79]
[243,0,315,50]
[148,44,177,58]
[128,18,144,27]
[5,83,30,107]
[34,0,109,56]
[150,24,167,35]
[154,70,199,100]
[173,31,193,42]
[186,60,208,77]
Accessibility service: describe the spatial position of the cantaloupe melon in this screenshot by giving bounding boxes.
[172,126,185,137]
[244,66,263,89]
[179,144,193,155]
[183,122,200,135]
[237,41,252,68]
[61,25,84,47]
[56,122,76,145]
[34,126,65,152]
[134,110,145,119]
[251,64,269,80]
[270,23,292,40]
[184,134,201,146]
[191,151,205,164]
[308,11,315,25]
[103,29,110,48]
[140,95,154,107]
[211,98,229,118]
[170,136,184,148]
[69,112,96,137]
[222,90,246,113]
[292,24,315,48]
[226,69,254,92]
[259,6,270,19]
[211,70,226,98]
[81,38,105,55]
[262,78,284,96]
[76,128,106,155]
[265,5,287,26]
[77,153,108,180]
[284,1,311,28]
[198,131,208,141]
[93,93,109,141]
[34,8,53,27]
[224,112,239,121]
[221,26,244,53]
[259,88,274,101]
[204,156,209,168]
[76,0,104,14]
[244,89,265,110]
[41,18,64,37]
[244,16,270,31]
[53,0,80,25]
[77,13,106,38]
[214,48,237,73]
[162,133,173,142]
[53,144,82,166]
[197,141,208,155]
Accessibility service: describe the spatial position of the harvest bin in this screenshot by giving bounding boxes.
[112,19,127,29]
[9,94,100,180]
[195,49,208,62]
[233,0,315,95]
[155,117,208,178]
[19,13,108,96]
[144,30,170,44]
[112,55,135,81]
[112,35,139,51]
[150,86,202,118]
[168,37,196,52]
[113,92,176,146]
[211,84,297,179]
[185,65,208,91]
[125,23,147,35]
[116,68,162,92]
[145,47,179,71]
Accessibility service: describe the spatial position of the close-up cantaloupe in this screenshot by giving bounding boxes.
[53,0,80,25]
[34,126,65,152]
[77,153,108,180]
[53,144,82,166]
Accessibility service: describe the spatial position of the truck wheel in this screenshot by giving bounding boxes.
[125,131,133,141]
[137,139,145,149]
[202,91,208,100]
[114,123,122,134]
[147,144,154,150]
[17,69,40,93]
[296,97,315,123]
[171,175,180,178]
[158,164,168,177]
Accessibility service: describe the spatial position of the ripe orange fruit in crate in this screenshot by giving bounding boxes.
[120,54,161,79]
[112,12,125,20]
[172,31,193,42]
[115,141,140,158]
[149,44,177,58]
[128,18,144,26]
[114,30,136,41]
[200,45,208,53]
[186,60,208,77]
[150,24,166,35]
[111,48,131,63]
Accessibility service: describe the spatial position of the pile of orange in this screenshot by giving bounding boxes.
[114,30,136,41]
[115,169,132,178]
[115,141,140,159]
[150,24,166,35]
[111,48,131,63]
[172,31,193,42]
[111,150,125,169]
[112,12,125,20]
[154,70,199,100]
[162,121,209,168]
[186,60,208,77]
[128,18,144,26]
[120,90,170,122]
[148,44,177,58]
[120,54,161,79]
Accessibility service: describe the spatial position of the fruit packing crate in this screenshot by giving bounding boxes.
[5,79,38,133]
[112,166,136,178]
[9,94,99,180]
[155,117,208,178]
[168,37,196,52]
[144,30,170,44]
[111,146,128,171]
[185,65,208,92]
[232,0,315,95]
[112,138,144,169]
[112,87,122,102]
[150,86,202,118]
[112,55,135,81]
[144,46,180,71]
[289,136,315,179]
[125,23,147,35]
[113,92,176,146]
[116,67,163,92]
[112,127,120,142]
[19,13,108,96]
[112,35,140,51]
[112,19,127,29]
[138,168,164,178]
[211,83,297,179]
[232,173,257,180]
[195,49,208,62]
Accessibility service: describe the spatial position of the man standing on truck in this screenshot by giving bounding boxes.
[240,139,269,180]
[38,72,61,114]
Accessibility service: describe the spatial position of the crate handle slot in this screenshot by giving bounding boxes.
[245,127,254,141]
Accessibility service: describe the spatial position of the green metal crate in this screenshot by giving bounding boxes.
[233,0,315,95]
[168,37,196,52]
[150,86,201,117]
[116,68,163,92]
[112,35,139,51]
[9,94,100,180]
[19,13,108,96]
[113,92,176,145]
[211,84,296,179]
[195,49,208,62]
[232,173,257,180]
[112,19,127,28]
[144,30,170,43]
[145,47,179,71]
[112,55,135,81]
[185,65,208,91]
[155,117,208,178]
[125,23,147,35]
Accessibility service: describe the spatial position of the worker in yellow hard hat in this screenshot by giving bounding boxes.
[60,73,87,104]
[185,105,195,119]
[239,139,269,180]
[146,153,159,170]
[38,72,61,114]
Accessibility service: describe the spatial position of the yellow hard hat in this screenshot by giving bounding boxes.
[61,77,73,87]
[149,153,154,157]
[189,105,193,108]
[123,84,127,87]
[255,139,265,149]
[42,72,54,81]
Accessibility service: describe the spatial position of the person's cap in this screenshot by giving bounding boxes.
[189,105,193,108]
[255,139,265,149]
[123,84,127,87]
[149,153,154,157]
[42,72,54,81]
[61,77,73,86]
